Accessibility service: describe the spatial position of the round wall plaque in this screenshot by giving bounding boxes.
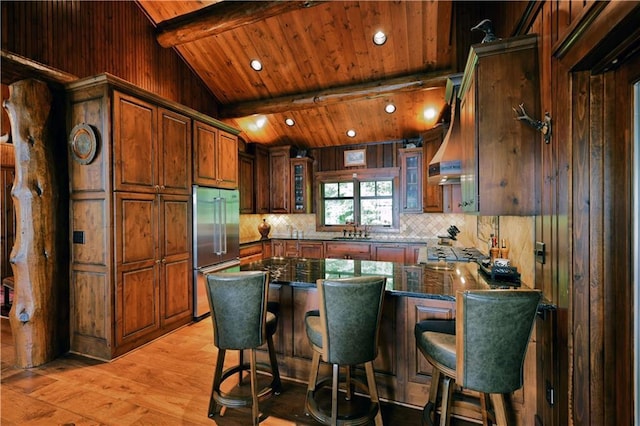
[69,123,98,165]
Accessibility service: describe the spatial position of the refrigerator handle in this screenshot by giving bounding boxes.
[222,197,228,254]
[213,197,222,255]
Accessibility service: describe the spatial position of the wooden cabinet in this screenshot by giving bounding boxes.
[113,93,191,195]
[254,145,270,214]
[240,241,264,265]
[290,157,313,213]
[66,74,236,360]
[399,147,423,213]
[238,152,254,213]
[404,297,456,406]
[271,239,323,259]
[421,130,444,213]
[372,243,425,264]
[269,146,291,213]
[458,35,539,215]
[325,242,371,260]
[193,120,238,189]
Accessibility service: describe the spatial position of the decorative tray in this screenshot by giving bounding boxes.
[478,262,521,284]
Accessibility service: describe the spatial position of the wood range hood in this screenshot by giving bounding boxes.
[428,74,462,185]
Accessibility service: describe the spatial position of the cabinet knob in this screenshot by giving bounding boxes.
[156,259,161,264]
[161,258,166,264]
[160,185,165,190]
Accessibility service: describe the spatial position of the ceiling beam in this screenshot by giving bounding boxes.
[218,70,453,119]
[156,1,327,48]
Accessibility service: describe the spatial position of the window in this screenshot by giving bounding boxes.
[316,168,399,232]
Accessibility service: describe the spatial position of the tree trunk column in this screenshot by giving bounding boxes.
[3,79,60,368]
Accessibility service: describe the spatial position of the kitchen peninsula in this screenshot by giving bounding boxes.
[240,257,546,411]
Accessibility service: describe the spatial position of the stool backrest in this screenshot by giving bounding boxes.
[456,289,541,393]
[316,276,386,365]
[206,271,269,350]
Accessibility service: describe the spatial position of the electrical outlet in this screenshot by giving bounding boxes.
[73,230,85,244]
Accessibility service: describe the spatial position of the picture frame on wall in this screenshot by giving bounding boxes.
[344,149,366,167]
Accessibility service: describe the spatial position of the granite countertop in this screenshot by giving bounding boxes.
[240,257,541,301]
[240,236,432,246]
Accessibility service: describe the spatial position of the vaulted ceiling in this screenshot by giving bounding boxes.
[136,1,480,149]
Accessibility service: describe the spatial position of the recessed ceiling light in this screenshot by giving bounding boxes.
[373,31,387,46]
[256,116,267,128]
[423,107,436,120]
[385,103,396,114]
[250,59,263,71]
[346,129,356,138]
[285,118,295,126]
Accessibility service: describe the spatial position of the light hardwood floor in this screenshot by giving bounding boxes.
[1,317,423,425]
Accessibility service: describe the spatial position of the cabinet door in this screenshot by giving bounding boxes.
[299,242,324,259]
[373,244,406,263]
[399,148,423,213]
[405,297,456,406]
[159,108,191,195]
[290,158,313,213]
[239,153,254,213]
[216,131,238,189]
[460,79,478,212]
[193,120,218,187]
[422,135,444,213]
[269,147,290,213]
[254,145,270,213]
[115,192,160,349]
[272,240,285,257]
[324,242,371,260]
[113,92,157,193]
[159,195,192,328]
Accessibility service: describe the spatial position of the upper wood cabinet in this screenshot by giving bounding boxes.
[399,147,423,213]
[269,146,291,213]
[193,120,238,189]
[254,145,270,214]
[458,35,539,215]
[421,131,444,213]
[290,157,313,214]
[113,93,191,195]
[238,152,254,213]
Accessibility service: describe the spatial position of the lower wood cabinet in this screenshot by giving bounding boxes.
[324,242,371,259]
[272,240,324,259]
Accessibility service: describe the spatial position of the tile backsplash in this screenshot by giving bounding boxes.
[240,212,535,286]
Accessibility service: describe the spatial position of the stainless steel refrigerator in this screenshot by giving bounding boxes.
[192,185,240,320]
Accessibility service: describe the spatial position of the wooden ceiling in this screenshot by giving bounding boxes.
[136,1,458,148]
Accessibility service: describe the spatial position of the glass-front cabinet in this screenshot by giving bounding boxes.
[290,157,313,213]
[399,147,423,213]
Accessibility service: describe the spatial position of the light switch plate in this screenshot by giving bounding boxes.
[535,241,545,264]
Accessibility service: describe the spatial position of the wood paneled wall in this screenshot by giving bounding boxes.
[310,141,404,172]
[0,1,219,117]
[493,2,638,425]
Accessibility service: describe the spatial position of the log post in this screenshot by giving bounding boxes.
[3,79,63,367]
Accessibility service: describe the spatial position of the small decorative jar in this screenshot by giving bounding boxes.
[258,219,271,239]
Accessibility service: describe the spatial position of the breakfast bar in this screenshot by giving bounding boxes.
[240,257,543,409]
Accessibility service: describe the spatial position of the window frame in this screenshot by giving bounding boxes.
[315,168,400,233]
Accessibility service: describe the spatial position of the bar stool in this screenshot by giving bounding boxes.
[304,276,387,426]
[415,289,541,426]
[205,271,282,425]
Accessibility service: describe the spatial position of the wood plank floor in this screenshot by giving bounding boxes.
[1,317,424,425]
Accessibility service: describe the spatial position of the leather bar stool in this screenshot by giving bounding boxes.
[415,289,541,426]
[205,271,282,425]
[304,276,387,426]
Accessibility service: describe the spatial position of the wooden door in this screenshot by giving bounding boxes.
[113,92,157,193]
[373,244,406,263]
[239,153,254,213]
[158,108,191,195]
[114,192,160,351]
[159,194,192,328]
[269,147,290,213]
[422,132,444,212]
[399,148,423,213]
[216,131,238,189]
[254,145,270,213]
[193,120,218,187]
